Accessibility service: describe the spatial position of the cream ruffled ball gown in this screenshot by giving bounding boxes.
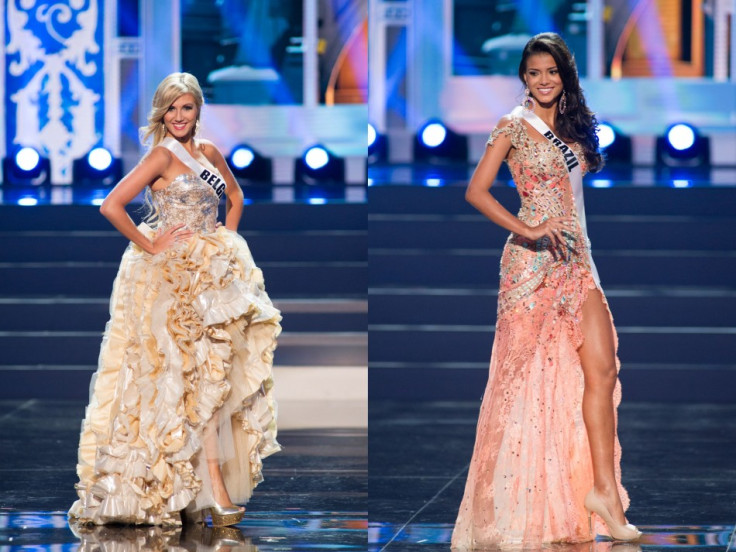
[69,140,281,526]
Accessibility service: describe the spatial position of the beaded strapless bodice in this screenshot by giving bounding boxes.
[152,173,218,234]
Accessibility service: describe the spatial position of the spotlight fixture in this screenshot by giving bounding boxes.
[2,146,51,186]
[413,119,468,163]
[228,144,272,183]
[656,123,709,167]
[368,123,377,149]
[295,145,345,184]
[597,123,616,150]
[72,147,122,186]
[421,122,447,147]
[368,123,388,162]
[667,124,696,151]
[596,122,631,165]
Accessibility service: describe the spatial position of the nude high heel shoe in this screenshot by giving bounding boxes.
[584,489,641,541]
[207,502,245,527]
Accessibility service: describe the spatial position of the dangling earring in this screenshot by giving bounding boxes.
[194,120,200,135]
[523,86,535,111]
[558,90,567,115]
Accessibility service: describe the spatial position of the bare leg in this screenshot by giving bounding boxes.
[578,289,626,525]
[203,415,244,511]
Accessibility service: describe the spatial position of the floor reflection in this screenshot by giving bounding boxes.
[71,523,258,551]
[0,511,367,551]
[368,522,734,552]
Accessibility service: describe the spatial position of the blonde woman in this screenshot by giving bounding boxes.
[69,73,281,527]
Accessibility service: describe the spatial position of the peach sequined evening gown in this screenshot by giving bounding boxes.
[451,110,629,549]
[69,151,281,526]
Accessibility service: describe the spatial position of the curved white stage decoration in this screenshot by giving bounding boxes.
[5,0,104,184]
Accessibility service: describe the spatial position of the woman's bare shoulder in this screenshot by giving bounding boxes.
[196,138,226,164]
[139,144,172,168]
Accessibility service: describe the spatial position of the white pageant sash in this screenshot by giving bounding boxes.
[161,137,227,199]
[518,107,600,286]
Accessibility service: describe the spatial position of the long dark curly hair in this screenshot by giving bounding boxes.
[518,33,604,173]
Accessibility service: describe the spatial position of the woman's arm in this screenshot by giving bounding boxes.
[99,147,193,254]
[203,141,244,231]
[466,118,571,248]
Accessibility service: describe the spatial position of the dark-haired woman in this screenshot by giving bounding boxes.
[451,33,640,548]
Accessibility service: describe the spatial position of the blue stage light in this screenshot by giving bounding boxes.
[590,179,613,188]
[231,146,255,169]
[3,146,51,186]
[304,146,330,170]
[87,147,113,171]
[368,124,388,162]
[420,122,447,148]
[656,123,709,169]
[227,145,272,183]
[666,124,696,151]
[16,147,41,172]
[17,197,38,206]
[414,120,468,163]
[295,145,345,188]
[594,122,632,174]
[73,147,122,186]
[597,123,616,150]
[368,124,377,148]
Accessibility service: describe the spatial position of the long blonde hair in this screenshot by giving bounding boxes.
[140,72,204,147]
[140,73,205,226]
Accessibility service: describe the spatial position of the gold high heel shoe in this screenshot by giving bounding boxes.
[584,489,641,541]
[207,502,245,527]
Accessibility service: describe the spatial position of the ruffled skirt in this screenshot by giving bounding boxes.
[451,258,628,549]
[69,226,281,525]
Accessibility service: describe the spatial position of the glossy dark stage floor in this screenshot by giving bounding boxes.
[0,400,367,551]
[369,401,736,552]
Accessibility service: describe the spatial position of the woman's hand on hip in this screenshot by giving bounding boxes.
[151,223,194,254]
[522,216,575,249]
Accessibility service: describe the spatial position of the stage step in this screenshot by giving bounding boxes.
[368,363,736,403]
[0,203,368,231]
[0,297,367,333]
[368,185,736,402]
[0,202,367,399]
[0,330,366,368]
[369,214,734,251]
[368,185,736,216]
[368,325,734,364]
[369,249,736,287]
[0,230,366,262]
[0,261,366,297]
[368,287,736,327]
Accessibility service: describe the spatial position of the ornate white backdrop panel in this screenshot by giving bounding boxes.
[3,0,105,184]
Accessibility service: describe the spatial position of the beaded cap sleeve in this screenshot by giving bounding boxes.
[486,117,524,150]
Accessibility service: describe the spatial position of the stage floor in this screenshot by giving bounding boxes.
[0,399,367,550]
[369,401,736,552]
